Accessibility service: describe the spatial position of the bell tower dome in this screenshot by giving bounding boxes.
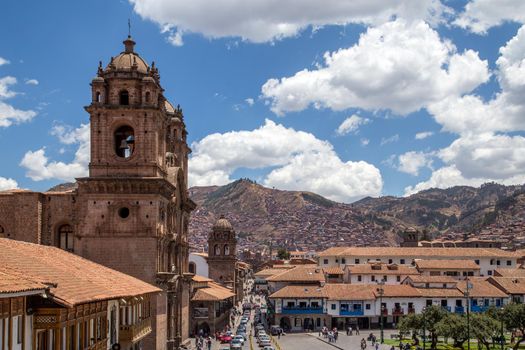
[207,215,237,286]
[85,36,190,181]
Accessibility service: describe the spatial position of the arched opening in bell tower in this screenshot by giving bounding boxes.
[119,90,129,105]
[114,125,135,158]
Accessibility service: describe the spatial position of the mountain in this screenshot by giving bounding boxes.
[188,180,525,253]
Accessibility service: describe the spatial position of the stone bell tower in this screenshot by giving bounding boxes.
[76,35,195,350]
[207,215,238,287]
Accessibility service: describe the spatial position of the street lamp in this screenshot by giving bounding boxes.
[422,306,426,350]
[464,278,472,350]
[500,306,505,350]
[377,280,385,344]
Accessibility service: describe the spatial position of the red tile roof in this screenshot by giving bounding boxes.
[415,259,480,270]
[191,282,236,301]
[0,268,48,295]
[0,238,161,307]
[318,247,516,258]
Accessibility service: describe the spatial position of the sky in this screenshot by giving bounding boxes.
[1,0,525,203]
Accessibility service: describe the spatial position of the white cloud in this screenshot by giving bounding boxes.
[167,29,184,46]
[130,0,452,45]
[380,134,399,146]
[397,151,432,176]
[336,114,370,135]
[25,79,39,85]
[0,76,37,127]
[245,98,254,106]
[405,133,525,195]
[0,57,9,66]
[415,131,434,140]
[262,20,489,116]
[189,119,382,202]
[454,0,525,34]
[360,138,370,146]
[20,123,90,181]
[0,177,18,191]
[428,24,525,134]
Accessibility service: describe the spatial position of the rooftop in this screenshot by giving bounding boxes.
[415,259,481,270]
[318,246,516,258]
[0,238,160,307]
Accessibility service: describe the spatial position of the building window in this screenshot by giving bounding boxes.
[396,276,401,282]
[341,258,346,264]
[400,259,405,264]
[490,259,495,265]
[95,91,101,103]
[475,259,480,265]
[366,303,371,310]
[507,260,512,266]
[145,91,151,103]
[331,304,336,310]
[294,318,302,327]
[496,260,501,266]
[189,262,196,274]
[119,90,129,105]
[114,125,135,158]
[323,259,328,265]
[371,275,375,282]
[0,225,5,238]
[357,275,362,282]
[355,259,360,264]
[487,270,493,276]
[224,245,230,255]
[383,276,387,282]
[58,224,74,252]
[17,315,22,344]
[118,207,130,219]
[335,259,339,263]
[388,259,393,264]
[214,244,220,256]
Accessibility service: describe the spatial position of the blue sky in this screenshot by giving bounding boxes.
[1,0,525,202]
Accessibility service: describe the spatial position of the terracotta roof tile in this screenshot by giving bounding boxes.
[269,285,325,299]
[323,284,376,300]
[494,268,525,277]
[406,275,458,284]
[0,238,161,307]
[0,268,48,295]
[489,277,525,294]
[323,266,344,275]
[266,266,325,283]
[416,259,481,270]
[191,282,235,301]
[457,278,508,298]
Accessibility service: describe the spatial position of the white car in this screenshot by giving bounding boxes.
[233,335,245,345]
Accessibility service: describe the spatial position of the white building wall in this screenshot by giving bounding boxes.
[189,254,209,278]
[24,315,32,350]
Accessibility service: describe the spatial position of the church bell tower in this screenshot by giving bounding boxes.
[77,35,196,350]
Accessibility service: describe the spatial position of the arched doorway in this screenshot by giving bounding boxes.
[280,317,291,332]
[195,322,210,337]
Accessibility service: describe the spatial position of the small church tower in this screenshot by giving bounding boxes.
[208,215,237,286]
[399,227,420,247]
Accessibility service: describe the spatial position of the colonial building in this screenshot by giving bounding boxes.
[0,238,160,350]
[0,36,196,349]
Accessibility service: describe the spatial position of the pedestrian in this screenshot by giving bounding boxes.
[375,342,379,350]
[356,325,360,335]
[347,326,351,336]
[207,337,212,350]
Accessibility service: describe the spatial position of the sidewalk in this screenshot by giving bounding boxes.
[306,332,396,350]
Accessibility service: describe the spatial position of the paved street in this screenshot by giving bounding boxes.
[276,331,398,350]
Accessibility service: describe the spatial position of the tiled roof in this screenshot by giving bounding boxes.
[346,264,419,275]
[318,247,516,258]
[489,277,525,294]
[494,268,525,277]
[323,266,344,275]
[191,282,236,301]
[269,285,325,299]
[416,259,480,270]
[406,275,458,284]
[0,268,48,295]
[192,275,213,283]
[413,287,464,298]
[192,252,209,259]
[378,285,422,298]
[456,278,508,298]
[0,238,161,307]
[254,268,290,278]
[266,266,325,283]
[323,284,376,300]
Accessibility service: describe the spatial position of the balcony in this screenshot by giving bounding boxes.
[340,309,364,316]
[281,306,324,315]
[407,308,415,314]
[120,317,152,343]
[380,309,388,316]
[471,305,489,313]
[392,308,404,316]
[454,306,465,314]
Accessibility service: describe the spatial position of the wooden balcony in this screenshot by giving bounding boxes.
[120,317,152,343]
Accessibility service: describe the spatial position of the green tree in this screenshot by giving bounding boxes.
[436,313,468,348]
[398,305,447,349]
[470,313,500,350]
[276,247,290,260]
[502,303,525,350]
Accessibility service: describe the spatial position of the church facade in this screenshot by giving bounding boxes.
[0,36,196,350]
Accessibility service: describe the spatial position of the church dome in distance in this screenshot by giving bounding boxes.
[106,36,149,74]
[213,215,233,231]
